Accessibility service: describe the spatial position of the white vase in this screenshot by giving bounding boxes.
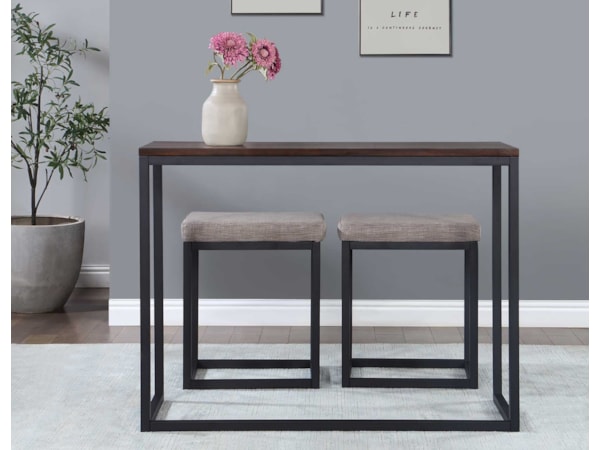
[201,79,248,146]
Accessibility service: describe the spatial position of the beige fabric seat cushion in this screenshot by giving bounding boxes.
[181,212,326,242]
[337,213,480,242]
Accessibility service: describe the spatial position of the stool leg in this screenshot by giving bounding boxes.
[341,241,353,387]
[465,242,479,389]
[311,242,321,388]
[467,242,479,388]
[183,242,193,388]
[464,246,471,379]
[190,245,199,375]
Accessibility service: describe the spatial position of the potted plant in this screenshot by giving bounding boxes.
[11,4,109,313]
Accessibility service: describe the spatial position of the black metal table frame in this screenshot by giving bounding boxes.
[139,154,519,432]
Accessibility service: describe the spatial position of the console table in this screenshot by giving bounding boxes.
[138,141,520,432]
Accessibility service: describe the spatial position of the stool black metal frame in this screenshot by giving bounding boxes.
[183,241,321,390]
[341,240,478,389]
[138,142,520,432]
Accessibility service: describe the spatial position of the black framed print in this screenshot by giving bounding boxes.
[360,0,452,56]
[231,0,323,15]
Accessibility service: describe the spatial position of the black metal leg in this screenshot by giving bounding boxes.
[508,158,520,431]
[190,244,199,372]
[490,162,519,431]
[463,246,470,376]
[468,242,479,388]
[139,157,152,432]
[183,242,193,389]
[492,166,502,398]
[341,241,352,387]
[153,165,164,400]
[311,242,321,388]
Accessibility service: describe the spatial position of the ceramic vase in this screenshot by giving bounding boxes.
[201,79,248,146]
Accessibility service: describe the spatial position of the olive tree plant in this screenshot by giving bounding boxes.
[11,3,109,225]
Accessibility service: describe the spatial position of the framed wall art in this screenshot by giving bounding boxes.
[360,0,452,56]
[231,0,323,15]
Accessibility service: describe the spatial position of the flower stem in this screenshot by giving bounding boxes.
[233,64,255,80]
[230,60,252,80]
[213,53,225,79]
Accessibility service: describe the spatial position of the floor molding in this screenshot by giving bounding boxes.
[76,265,110,288]
[108,298,589,328]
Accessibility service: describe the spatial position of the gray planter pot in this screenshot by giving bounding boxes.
[11,216,85,313]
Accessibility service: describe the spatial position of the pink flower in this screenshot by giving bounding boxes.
[267,50,282,80]
[205,32,282,81]
[251,39,277,68]
[209,32,248,66]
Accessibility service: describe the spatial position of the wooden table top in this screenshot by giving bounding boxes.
[139,141,519,157]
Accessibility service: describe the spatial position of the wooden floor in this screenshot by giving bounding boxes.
[11,288,589,345]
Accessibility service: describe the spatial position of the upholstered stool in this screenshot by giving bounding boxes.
[338,213,480,389]
[182,211,326,389]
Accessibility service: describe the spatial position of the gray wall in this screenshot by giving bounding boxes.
[110,0,588,300]
[11,0,110,270]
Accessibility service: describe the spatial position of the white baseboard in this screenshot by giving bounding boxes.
[76,265,110,288]
[108,298,589,328]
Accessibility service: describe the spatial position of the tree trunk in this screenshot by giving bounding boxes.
[31,185,37,225]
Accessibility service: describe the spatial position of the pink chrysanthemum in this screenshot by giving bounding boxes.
[209,32,249,66]
[251,39,277,68]
[267,49,282,80]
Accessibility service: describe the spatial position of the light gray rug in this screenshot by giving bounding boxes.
[12,343,588,449]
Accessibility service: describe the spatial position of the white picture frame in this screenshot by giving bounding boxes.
[360,0,452,55]
[231,0,323,15]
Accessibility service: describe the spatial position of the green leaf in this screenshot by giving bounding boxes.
[205,62,218,75]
